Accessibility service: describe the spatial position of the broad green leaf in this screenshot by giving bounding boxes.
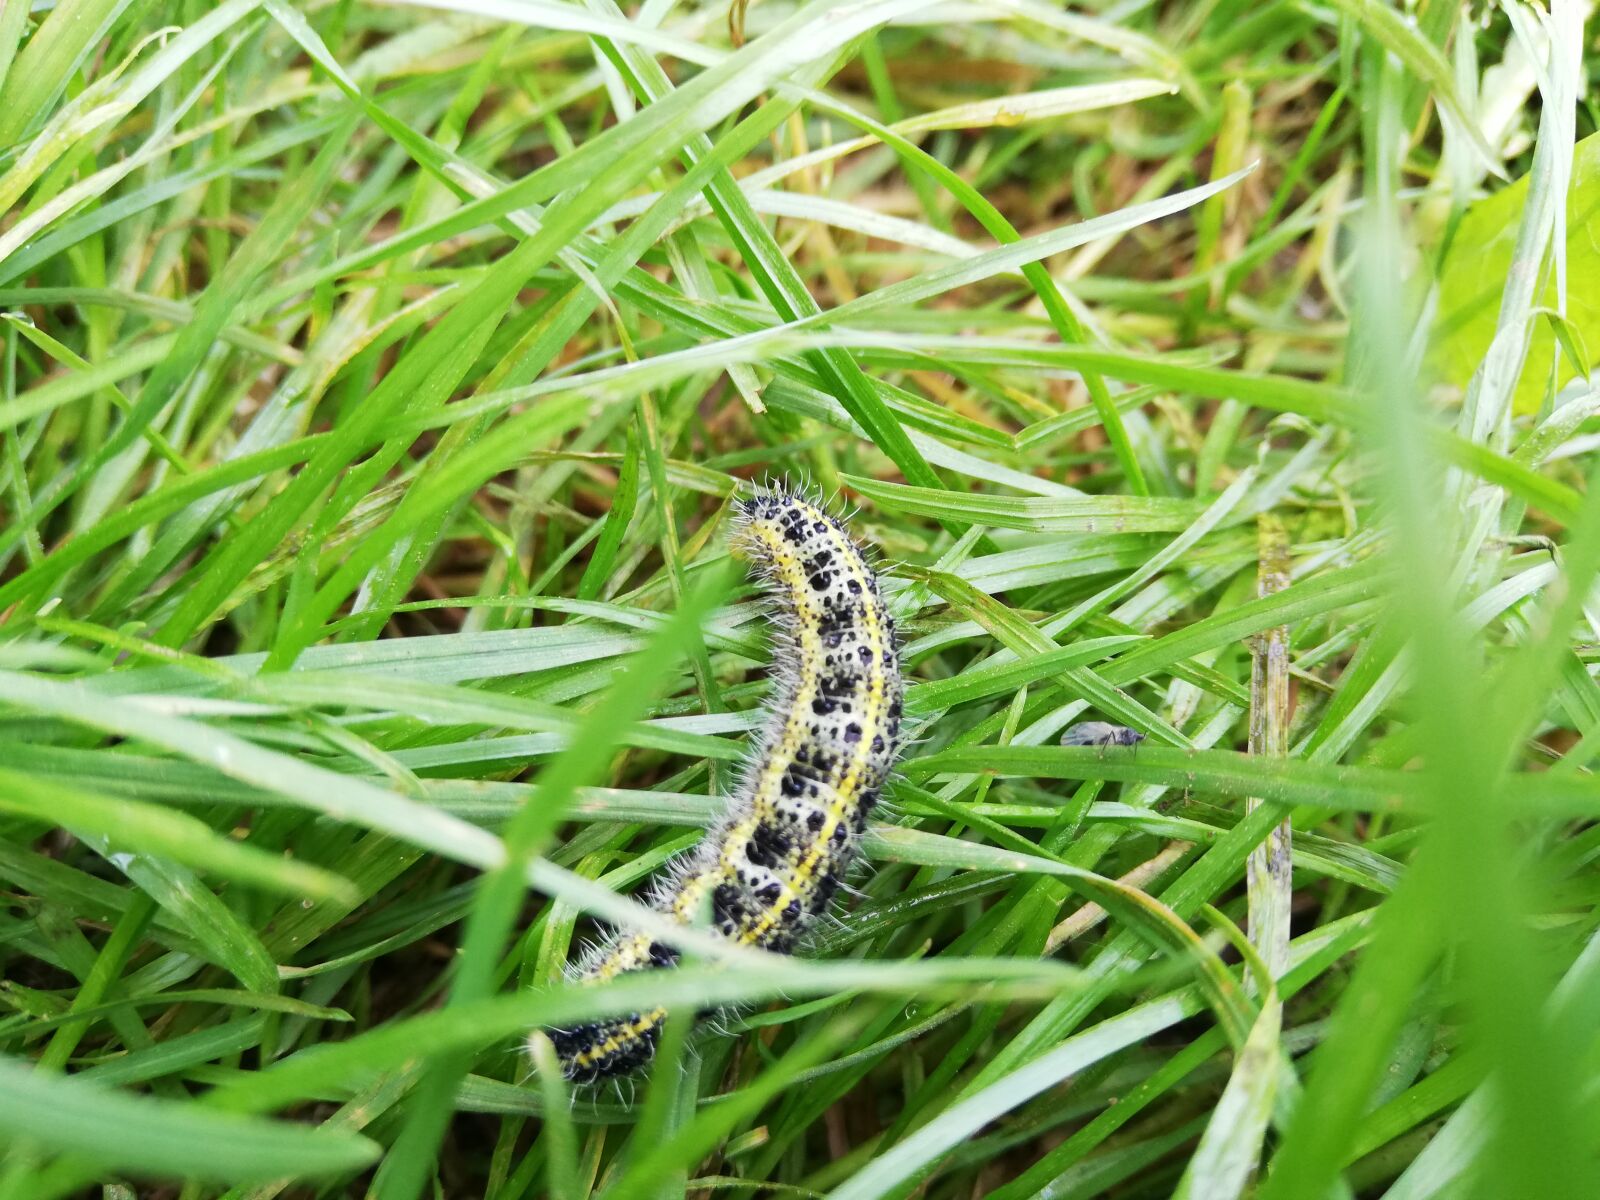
[1433,133,1600,415]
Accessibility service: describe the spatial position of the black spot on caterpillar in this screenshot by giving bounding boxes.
[540,489,905,1083]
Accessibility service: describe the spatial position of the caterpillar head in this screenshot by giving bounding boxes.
[730,487,828,563]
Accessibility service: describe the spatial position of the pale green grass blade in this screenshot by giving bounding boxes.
[0,767,355,904]
[0,1055,380,1183]
[0,0,134,144]
[831,994,1200,1200]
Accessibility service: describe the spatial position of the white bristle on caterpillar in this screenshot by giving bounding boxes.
[539,488,904,1083]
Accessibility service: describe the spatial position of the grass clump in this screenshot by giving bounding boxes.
[1,1,1598,1197]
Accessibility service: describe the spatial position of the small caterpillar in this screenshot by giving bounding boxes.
[542,488,905,1082]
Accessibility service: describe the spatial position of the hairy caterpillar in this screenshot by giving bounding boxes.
[543,489,904,1082]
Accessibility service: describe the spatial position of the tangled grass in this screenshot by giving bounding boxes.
[1,1,1598,1197]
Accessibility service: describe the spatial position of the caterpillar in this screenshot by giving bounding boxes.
[542,488,904,1082]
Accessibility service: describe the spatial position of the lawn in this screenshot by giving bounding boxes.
[1,0,1598,1197]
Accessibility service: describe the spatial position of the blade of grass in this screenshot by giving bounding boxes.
[0,1054,380,1183]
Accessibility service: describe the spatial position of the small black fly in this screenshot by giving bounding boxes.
[1060,721,1145,750]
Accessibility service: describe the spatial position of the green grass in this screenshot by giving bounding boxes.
[1,1,1597,1197]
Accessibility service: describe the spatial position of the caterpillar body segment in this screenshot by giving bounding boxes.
[543,489,904,1083]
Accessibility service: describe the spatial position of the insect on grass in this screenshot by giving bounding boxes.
[540,488,905,1082]
[1060,721,1146,751]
